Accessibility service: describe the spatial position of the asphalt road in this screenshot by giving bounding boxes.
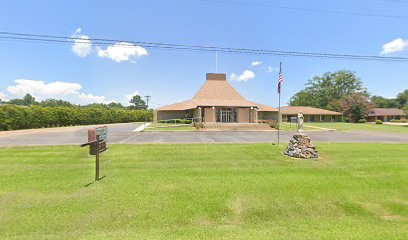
[0,123,142,147]
[0,122,407,147]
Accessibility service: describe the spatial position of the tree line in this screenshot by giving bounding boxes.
[0,94,152,130]
[1,93,149,110]
[289,70,408,122]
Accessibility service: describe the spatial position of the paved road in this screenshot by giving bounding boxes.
[0,123,407,147]
[0,123,143,147]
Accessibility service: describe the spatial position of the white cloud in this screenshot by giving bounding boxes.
[97,42,148,62]
[251,61,262,66]
[230,73,237,81]
[230,70,255,82]
[0,92,8,101]
[381,38,408,54]
[71,28,92,57]
[6,79,111,105]
[267,66,278,73]
[125,91,139,102]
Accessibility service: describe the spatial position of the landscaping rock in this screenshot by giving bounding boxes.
[284,133,318,159]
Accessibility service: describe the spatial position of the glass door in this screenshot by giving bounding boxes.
[220,108,233,122]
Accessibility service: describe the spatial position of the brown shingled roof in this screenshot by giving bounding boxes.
[158,73,277,112]
[280,106,342,115]
[368,108,405,116]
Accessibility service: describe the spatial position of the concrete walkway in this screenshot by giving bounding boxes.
[133,123,151,132]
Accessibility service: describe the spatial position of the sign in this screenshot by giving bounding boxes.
[88,126,107,155]
[290,117,297,128]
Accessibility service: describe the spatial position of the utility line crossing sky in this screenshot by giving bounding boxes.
[0,0,407,107]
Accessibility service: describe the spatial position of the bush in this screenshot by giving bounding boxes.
[357,119,367,123]
[390,119,407,123]
[375,120,383,124]
[183,119,192,124]
[0,105,152,131]
[267,120,278,129]
[193,122,205,129]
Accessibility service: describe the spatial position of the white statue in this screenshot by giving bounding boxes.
[297,111,304,133]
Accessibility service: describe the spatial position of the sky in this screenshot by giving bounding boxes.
[0,0,407,108]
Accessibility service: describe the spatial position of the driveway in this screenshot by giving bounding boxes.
[0,122,144,147]
[0,123,407,147]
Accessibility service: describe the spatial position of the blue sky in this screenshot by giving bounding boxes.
[0,0,407,108]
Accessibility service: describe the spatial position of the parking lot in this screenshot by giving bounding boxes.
[0,122,407,147]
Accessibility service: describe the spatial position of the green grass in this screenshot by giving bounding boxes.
[305,122,408,133]
[279,122,314,131]
[145,123,196,131]
[0,143,407,239]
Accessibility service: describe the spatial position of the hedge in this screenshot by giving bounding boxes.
[0,105,152,131]
[158,119,192,124]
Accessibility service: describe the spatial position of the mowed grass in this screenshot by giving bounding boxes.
[0,144,407,239]
[145,123,195,131]
[305,122,408,133]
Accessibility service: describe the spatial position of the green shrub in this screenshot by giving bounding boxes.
[357,119,367,123]
[182,119,192,124]
[193,122,205,129]
[390,119,407,123]
[375,120,383,124]
[0,105,152,131]
[267,120,278,129]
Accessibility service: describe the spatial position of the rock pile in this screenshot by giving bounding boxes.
[284,133,318,159]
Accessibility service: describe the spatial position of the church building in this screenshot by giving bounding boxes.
[155,73,278,123]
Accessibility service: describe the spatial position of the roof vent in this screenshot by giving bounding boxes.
[206,73,226,81]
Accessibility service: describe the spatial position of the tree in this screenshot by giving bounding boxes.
[22,94,37,106]
[403,105,408,117]
[106,102,125,109]
[336,93,373,122]
[40,99,74,107]
[289,70,366,110]
[396,89,408,108]
[82,103,107,109]
[8,98,26,106]
[129,95,147,110]
[287,90,318,107]
[371,96,399,108]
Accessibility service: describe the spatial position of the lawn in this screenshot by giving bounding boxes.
[305,122,408,133]
[145,123,312,131]
[0,143,407,239]
[279,122,314,131]
[145,123,195,131]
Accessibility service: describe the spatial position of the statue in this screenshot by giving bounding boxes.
[297,111,304,133]
[284,111,318,159]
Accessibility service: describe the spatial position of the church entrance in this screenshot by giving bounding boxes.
[218,108,236,123]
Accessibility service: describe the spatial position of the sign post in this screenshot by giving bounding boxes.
[80,126,108,181]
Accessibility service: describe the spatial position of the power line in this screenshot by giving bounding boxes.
[0,31,407,62]
[199,0,408,20]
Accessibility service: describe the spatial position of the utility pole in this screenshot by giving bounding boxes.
[144,95,151,125]
[144,95,151,109]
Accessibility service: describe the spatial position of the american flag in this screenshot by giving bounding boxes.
[277,65,283,94]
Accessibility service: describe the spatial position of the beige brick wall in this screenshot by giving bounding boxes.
[258,111,278,121]
[156,110,186,121]
[251,109,257,123]
[204,108,215,123]
[193,108,202,123]
[237,108,250,123]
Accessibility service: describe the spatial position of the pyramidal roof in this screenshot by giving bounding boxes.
[158,73,277,111]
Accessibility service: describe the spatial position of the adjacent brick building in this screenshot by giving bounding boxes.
[280,106,342,122]
[367,108,406,122]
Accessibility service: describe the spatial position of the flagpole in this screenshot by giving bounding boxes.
[278,62,282,146]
